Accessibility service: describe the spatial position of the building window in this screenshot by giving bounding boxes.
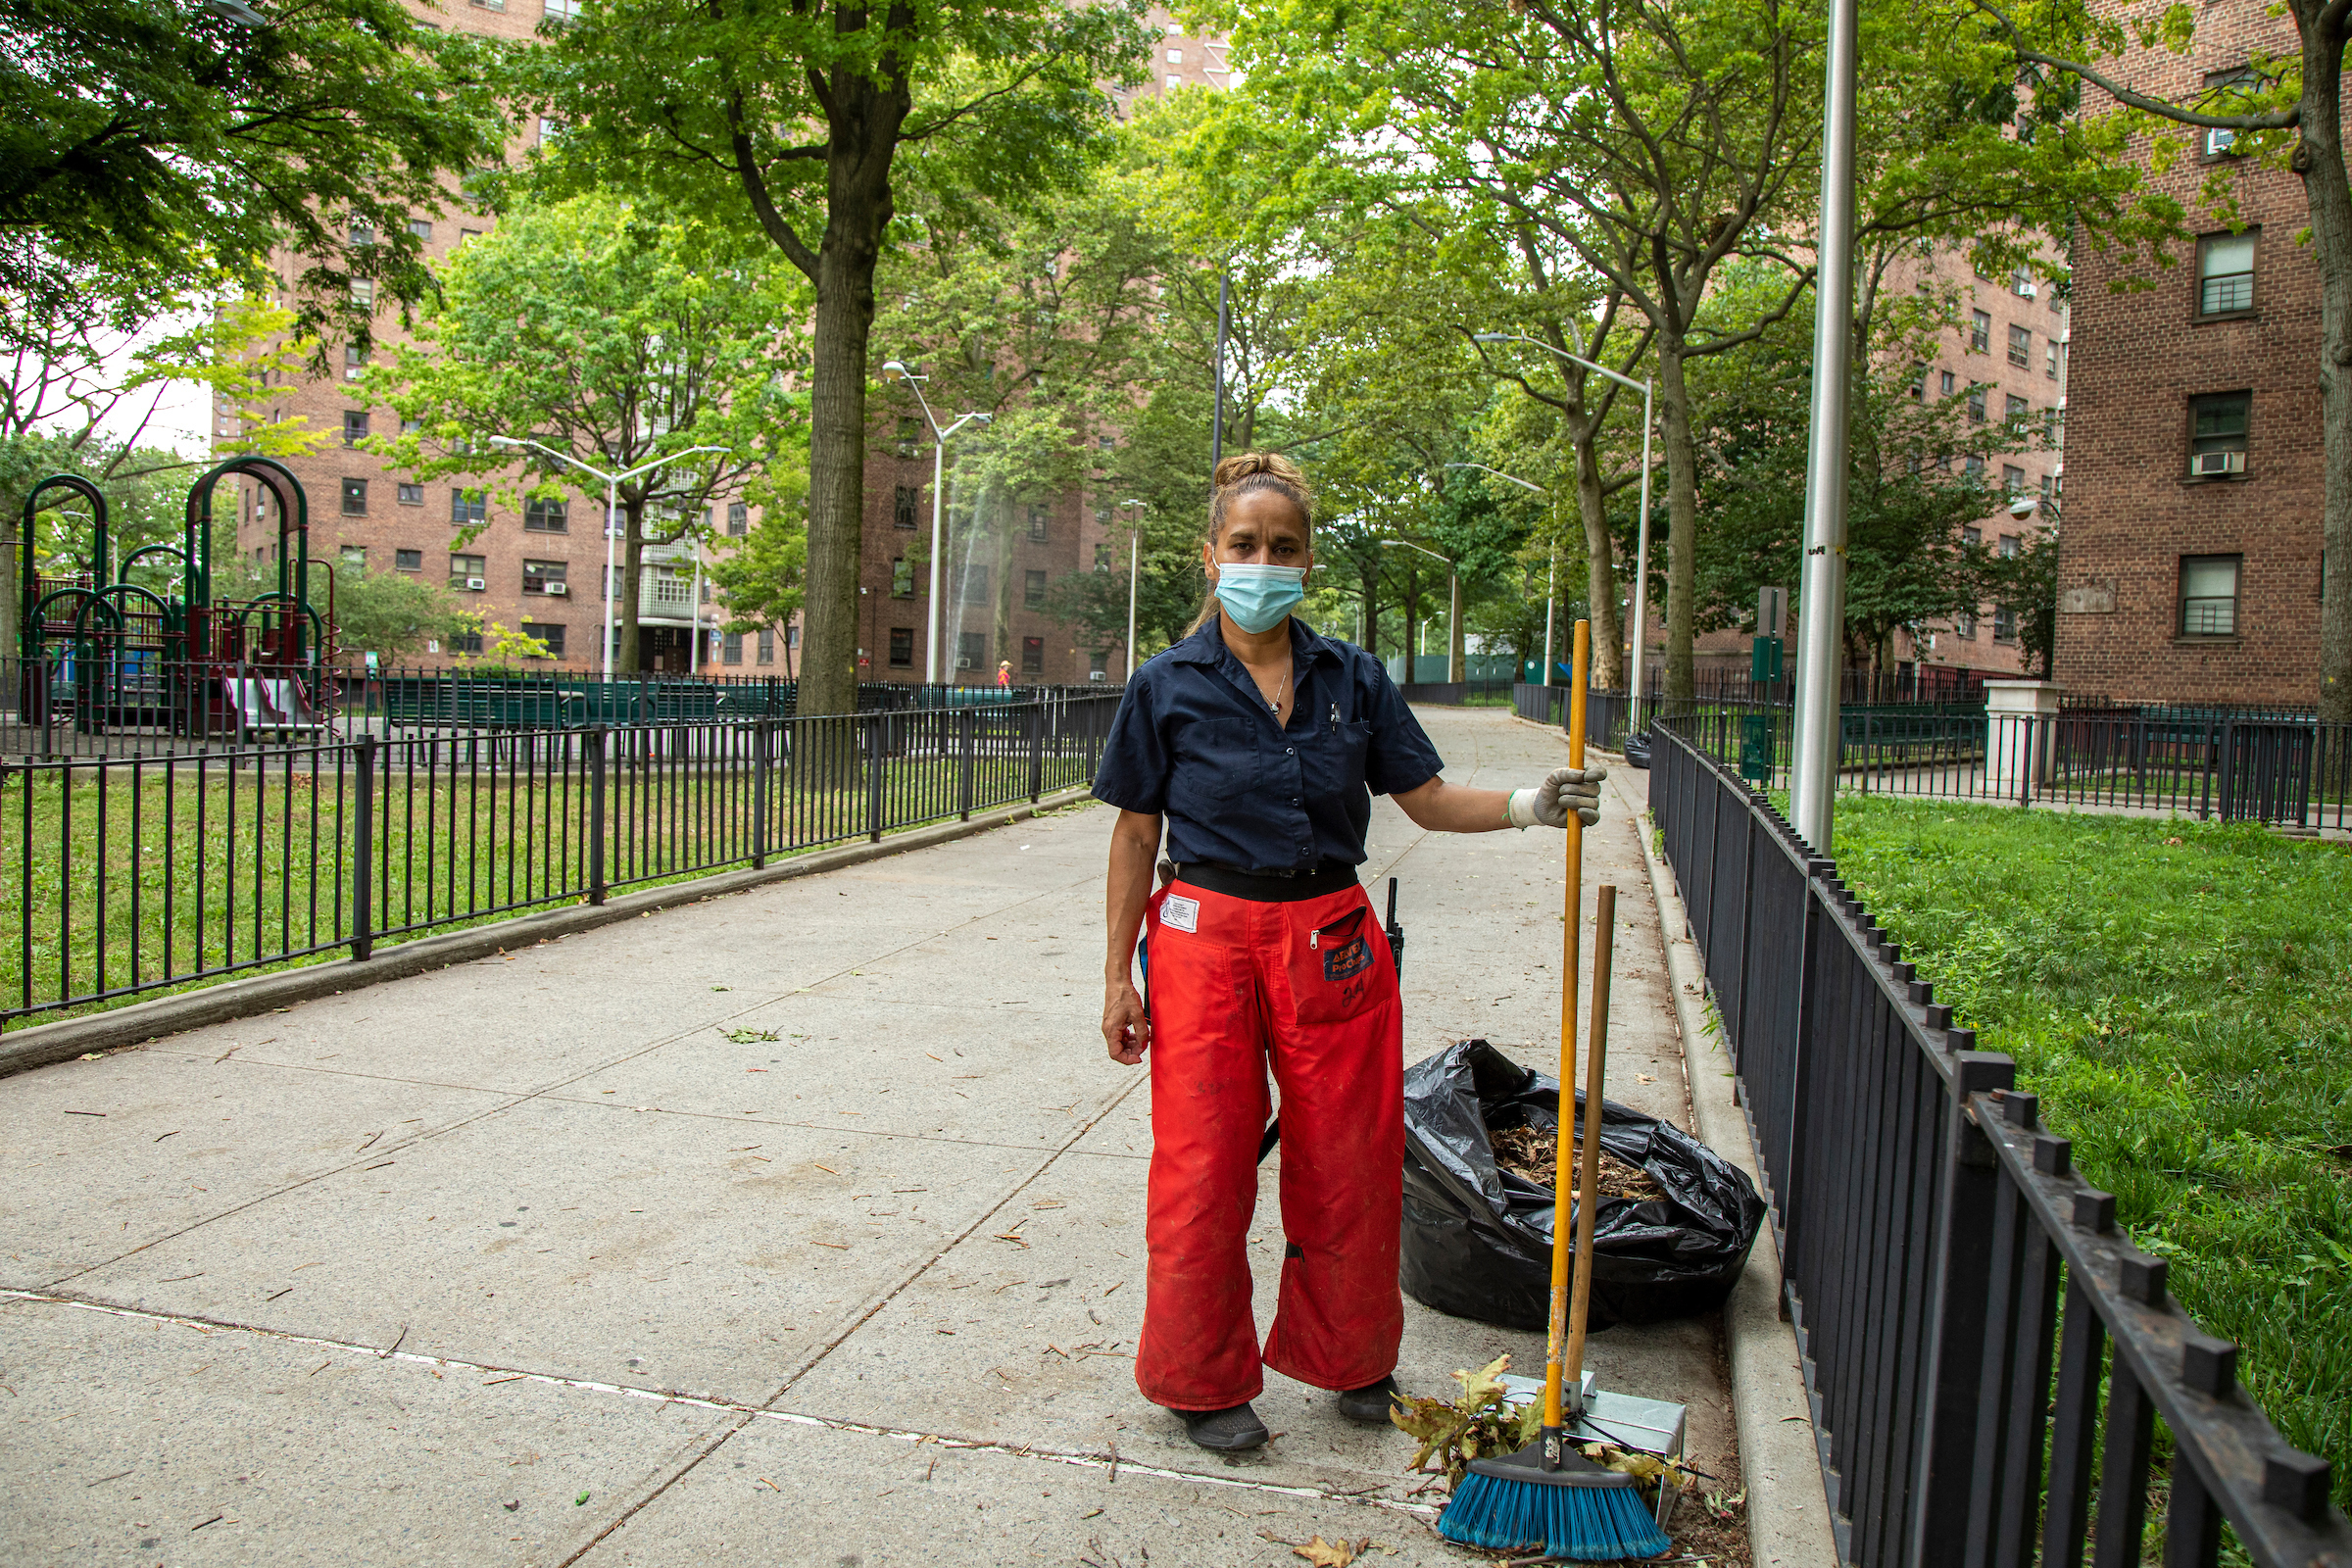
[728,502,748,537]
[1093,543,1113,572]
[459,227,481,246]
[522,622,564,658]
[395,548,422,572]
[723,631,744,665]
[340,478,368,515]
[523,496,567,533]
[1955,610,1977,640]
[450,554,485,589]
[2011,269,2036,299]
[2180,555,2241,636]
[758,627,774,664]
[2046,340,2061,378]
[1965,455,1986,480]
[522,560,566,595]
[1992,604,2016,642]
[1167,74,1182,89]
[340,545,367,569]
[1966,388,1986,423]
[2202,70,2252,156]
[888,626,914,667]
[961,564,990,601]
[1999,533,2021,559]
[1962,526,1983,548]
[452,488,486,526]
[408,218,433,241]
[956,631,985,671]
[545,0,578,20]
[1089,650,1108,681]
[2002,466,2027,499]
[2197,230,2256,317]
[344,345,368,380]
[1025,568,1048,610]
[448,628,484,656]
[896,417,921,459]
[2188,391,2251,476]
[350,278,375,309]
[1908,368,1925,401]
[1021,635,1044,673]
[2007,324,2031,368]
[343,410,368,446]
[892,557,914,598]
[893,484,919,529]
[1938,369,1956,396]
[2005,393,2031,425]
[1028,504,1050,541]
[1970,310,1990,352]
[397,481,423,506]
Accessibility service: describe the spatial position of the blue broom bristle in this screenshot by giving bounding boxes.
[1437,1468,1675,1561]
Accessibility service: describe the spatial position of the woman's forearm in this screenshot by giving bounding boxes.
[1103,810,1161,981]
[1392,777,1514,833]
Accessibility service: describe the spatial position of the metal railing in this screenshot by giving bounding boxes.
[1528,686,2350,829]
[1649,720,2348,1567]
[2,694,1119,1028]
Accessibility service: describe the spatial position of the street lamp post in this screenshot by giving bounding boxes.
[1117,500,1146,680]
[1445,462,1551,685]
[487,436,730,681]
[1382,534,1453,684]
[1472,333,1654,702]
[881,362,991,685]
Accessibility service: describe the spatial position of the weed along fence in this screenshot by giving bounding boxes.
[1648,720,2350,1568]
[1515,683,2352,828]
[2,693,1118,1029]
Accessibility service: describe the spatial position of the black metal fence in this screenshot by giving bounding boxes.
[1515,685,2351,828]
[1649,721,2349,1567]
[2,694,1119,1029]
[2,653,1113,762]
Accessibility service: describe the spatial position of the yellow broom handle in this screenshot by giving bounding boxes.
[1566,882,1617,1400]
[1544,618,1591,1432]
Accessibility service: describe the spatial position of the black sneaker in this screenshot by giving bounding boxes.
[1173,1401,1269,1451]
[1335,1375,1402,1424]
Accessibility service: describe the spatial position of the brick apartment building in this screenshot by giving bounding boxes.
[224,0,1225,685]
[2056,0,2324,706]
[1642,242,2066,688]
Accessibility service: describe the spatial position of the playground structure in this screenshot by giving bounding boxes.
[15,458,336,746]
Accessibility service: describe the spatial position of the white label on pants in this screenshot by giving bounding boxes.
[1161,894,1200,933]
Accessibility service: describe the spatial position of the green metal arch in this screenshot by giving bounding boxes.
[18,473,109,659]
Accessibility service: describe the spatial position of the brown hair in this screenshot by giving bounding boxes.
[1184,453,1316,635]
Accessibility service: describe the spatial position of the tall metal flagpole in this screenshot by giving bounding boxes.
[1211,271,1231,468]
[1788,0,1859,854]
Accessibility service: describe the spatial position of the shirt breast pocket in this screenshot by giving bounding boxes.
[1170,716,1259,805]
[1301,719,1374,798]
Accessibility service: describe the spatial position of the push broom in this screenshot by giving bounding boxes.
[1437,620,1673,1561]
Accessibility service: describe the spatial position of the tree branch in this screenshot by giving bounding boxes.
[1970,0,2300,129]
[723,89,820,281]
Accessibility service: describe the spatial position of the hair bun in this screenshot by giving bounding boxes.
[1212,451,1306,491]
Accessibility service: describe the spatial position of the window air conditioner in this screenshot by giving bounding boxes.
[2191,451,2245,476]
[466,577,486,591]
[545,580,567,595]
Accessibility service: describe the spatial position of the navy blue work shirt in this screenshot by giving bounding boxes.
[1092,616,1445,873]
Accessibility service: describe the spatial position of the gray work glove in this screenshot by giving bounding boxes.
[1506,764,1608,829]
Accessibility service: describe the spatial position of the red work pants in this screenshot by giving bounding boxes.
[1134,878,1404,1411]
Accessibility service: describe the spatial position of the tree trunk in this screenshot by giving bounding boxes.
[619,497,645,672]
[1656,341,1700,702]
[1571,427,1625,690]
[2298,9,2352,722]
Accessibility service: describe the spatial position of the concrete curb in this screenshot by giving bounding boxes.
[1614,772,1838,1568]
[0,785,1099,1081]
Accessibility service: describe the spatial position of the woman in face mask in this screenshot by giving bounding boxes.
[1090,452,1607,1452]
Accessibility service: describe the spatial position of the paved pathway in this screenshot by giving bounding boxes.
[0,707,1736,1566]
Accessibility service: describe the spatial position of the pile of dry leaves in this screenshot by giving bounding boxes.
[1390,1354,1698,1497]
[1490,1122,1665,1202]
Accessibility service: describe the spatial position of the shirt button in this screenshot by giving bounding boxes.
[1292,796,1300,804]
[1286,747,1295,756]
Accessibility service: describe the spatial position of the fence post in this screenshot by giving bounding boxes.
[1910,1051,2019,1566]
[752,718,771,870]
[958,707,976,821]
[866,712,886,844]
[587,724,608,906]
[352,735,375,960]
[1028,700,1045,804]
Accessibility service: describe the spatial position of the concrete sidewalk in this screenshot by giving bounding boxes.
[0,707,1739,1567]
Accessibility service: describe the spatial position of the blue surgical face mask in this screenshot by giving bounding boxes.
[1213,563,1307,634]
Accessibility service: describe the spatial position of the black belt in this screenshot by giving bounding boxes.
[1173,860,1359,903]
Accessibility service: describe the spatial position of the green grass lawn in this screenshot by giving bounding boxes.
[1828,796,2352,1511]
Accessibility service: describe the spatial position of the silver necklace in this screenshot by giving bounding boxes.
[1267,669,1290,713]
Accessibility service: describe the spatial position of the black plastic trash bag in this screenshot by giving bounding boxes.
[1400,1038,1766,1331]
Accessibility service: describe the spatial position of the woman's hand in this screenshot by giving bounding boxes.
[1102,979,1150,1064]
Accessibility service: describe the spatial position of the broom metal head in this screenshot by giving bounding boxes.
[1436,1436,1674,1559]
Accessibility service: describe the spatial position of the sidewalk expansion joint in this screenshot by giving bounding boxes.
[0,1289,1439,1525]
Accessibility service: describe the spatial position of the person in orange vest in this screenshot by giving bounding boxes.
[997,660,1013,689]
[1091,452,1604,1452]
